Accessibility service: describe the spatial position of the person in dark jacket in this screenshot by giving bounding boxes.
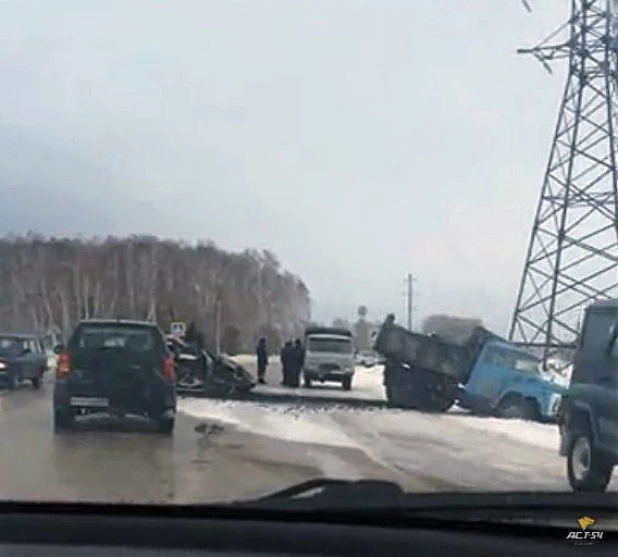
[280,341,294,386]
[291,339,304,388]
[256,337,269,384]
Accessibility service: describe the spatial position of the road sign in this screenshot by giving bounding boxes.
[170,322,186,338]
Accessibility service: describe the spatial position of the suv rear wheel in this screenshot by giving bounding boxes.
[567,431,613,492]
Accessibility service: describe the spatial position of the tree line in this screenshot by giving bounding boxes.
[0,233,311,354]
[330,312,487,349]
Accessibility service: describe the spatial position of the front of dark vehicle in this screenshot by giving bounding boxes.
[0,334,31,389]
[556,300,618,493]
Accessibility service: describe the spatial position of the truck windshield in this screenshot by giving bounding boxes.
[307,337,352,354]
[485,345,540,374]
[513,356,540,373]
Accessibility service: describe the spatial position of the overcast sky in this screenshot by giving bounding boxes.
[0,1,568,332]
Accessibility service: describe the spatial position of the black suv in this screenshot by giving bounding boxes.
[53,319,177,434]
[559,299,618,492]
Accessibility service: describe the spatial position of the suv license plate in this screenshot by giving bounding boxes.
[70,397,109,408]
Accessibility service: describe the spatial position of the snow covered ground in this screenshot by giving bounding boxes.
[177,355,603,491]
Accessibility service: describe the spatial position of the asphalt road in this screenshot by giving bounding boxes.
[200,356,618,493]
[0,375,417,504]
[2,357,611,504]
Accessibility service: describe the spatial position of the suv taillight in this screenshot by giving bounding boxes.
[162,357,175,381]
[57,353,71,376]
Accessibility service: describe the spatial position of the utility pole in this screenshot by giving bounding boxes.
[405,273,414,331]
[214,286,223,353]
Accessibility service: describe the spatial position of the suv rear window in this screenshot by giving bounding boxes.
[70,323,164,354]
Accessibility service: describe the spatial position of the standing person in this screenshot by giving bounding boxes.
[291,338,304,388]
[256,337,268,385]
[280,341,293,386]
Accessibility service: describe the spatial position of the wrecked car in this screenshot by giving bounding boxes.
[165,335,255,398]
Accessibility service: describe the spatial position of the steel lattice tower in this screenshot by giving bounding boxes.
[509,0,618,358]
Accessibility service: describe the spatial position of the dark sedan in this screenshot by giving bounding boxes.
[0,333,48,389]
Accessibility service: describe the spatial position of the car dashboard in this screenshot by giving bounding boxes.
[0,504,613,557]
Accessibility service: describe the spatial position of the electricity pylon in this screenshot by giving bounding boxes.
[509,0,618,359]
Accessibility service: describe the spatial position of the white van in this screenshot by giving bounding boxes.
[302,327,355,390]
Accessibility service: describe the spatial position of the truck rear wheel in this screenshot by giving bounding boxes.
[567,431,613,492]
[384,363,455,412]
[384,367,418,409]
[405,368,456,412]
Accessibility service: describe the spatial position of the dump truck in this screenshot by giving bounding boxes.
[373,314,566,421]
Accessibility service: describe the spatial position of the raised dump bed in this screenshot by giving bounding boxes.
[373,317,470,382]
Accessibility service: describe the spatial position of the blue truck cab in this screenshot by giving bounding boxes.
[458,339,567,422]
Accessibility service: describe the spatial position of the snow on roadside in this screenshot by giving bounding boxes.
[180,398,363,449]
[232,354,267,364]
[215,354,561,453]
[447,414,560,451]
[180,393,560,456]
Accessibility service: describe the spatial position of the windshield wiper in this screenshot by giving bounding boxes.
[244,478,406,505]
[227,478,618,519]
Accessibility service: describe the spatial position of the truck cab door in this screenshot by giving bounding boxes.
[461,345,511,412]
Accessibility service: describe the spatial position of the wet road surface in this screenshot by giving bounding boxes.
[0,377,420,504]
[0,359,598,501]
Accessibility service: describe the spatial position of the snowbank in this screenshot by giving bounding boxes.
[228,354,271,364]
[442,414,560,451]
[194,354,561,454]
[180,398,363,449]
[179,396,560,454]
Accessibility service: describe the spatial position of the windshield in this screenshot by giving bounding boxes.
[514,357,541,374]
[307,337,353,354]
[1,0,614,516]
[484,345,541,374]
[0,337,25,356]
